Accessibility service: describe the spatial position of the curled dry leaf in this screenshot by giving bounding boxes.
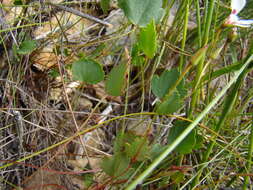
[24,170,62,190]
[32,10,93,70]
[127,116,153,136]
[76,128,106,158]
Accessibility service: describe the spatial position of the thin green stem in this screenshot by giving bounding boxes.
[191,60,251,187]
[189,0,216,116]
[179,0,189,71]
[181,124,252,189]
[125,55,253,190]
[194,0,202,47]
[243,123,253,189]
[122,50,131,134]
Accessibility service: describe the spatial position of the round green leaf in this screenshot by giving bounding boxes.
[118,0,164,27]
[72,58,104,84]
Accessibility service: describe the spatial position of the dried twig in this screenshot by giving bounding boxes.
[47,2,113,28]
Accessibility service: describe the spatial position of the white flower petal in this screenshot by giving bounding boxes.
[231,0,246,14]
[238,19,253,24]
[234,19,253,27]
[230,14,240,22]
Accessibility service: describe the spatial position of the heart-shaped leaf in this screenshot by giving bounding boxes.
[105,63,128,96]
[117,0,164,27]
[72,58,104,84]
[152,68,187,114]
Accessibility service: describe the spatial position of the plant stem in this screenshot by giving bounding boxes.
[125,55,253,190]
[179,0,189,72]
[242,123,253,189]
[194,0,202,47]
[191,61,250,188]
[189,0,215,116]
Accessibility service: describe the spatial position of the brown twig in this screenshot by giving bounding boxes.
[0,159,99,175]
[47,2,113,28]
[55,56,88,158]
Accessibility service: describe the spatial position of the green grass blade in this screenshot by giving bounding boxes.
[243,123,253,189]
[192,59,250,187]
[189,0,216,116]
[125,55,253,190]
[179,0,189,71]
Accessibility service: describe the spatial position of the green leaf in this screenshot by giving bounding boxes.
[13,0,23,5]
[83,173,94,188]
[17,40,36,55]
[194,134,204,149]
[131,43,145,66]
[101,153,130,178]
[202,61,243,82]
[139,20,157,58]
[114,132,137,154]
[171,172,185,184]
[156,91,182,114]
[152,68,187,114]
[113,132,150,161]
[151,69,180,99]
[125,136,150,161]
[248,37,253,55]
[72,58,104,84]
[48,68,60,78]
[177,78,187,99]
[150,144,166,161]
[167,121,196,154]
[101,0,110,13]
[117,0,164,27]
[105,63,128,96]
[83,164,94,188]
